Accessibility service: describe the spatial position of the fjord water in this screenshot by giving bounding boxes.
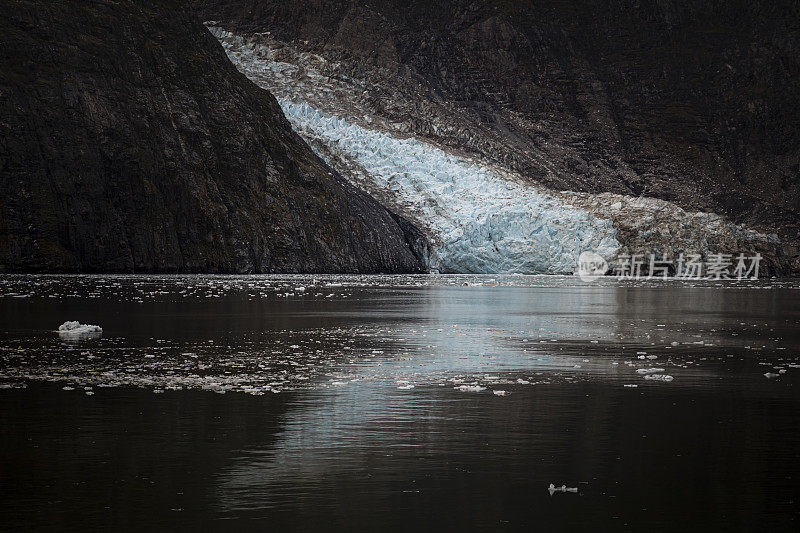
[0,275,798,530]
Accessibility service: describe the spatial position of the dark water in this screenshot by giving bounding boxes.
[1,275,798,531]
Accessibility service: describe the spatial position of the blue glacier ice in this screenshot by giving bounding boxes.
[280,101,620,273]
[210,27,620,273]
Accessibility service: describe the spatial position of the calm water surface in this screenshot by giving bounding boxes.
[0,275,798,531]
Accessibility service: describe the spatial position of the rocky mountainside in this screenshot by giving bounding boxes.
[193,0,800,273]
[0,0,426,273]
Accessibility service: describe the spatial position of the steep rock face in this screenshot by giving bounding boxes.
[193,0,800,272]
[0,0,426,273]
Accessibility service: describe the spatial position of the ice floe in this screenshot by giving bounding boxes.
[548,484,578,494]
[643,374,674,382]
[58,321,102,341]
[636,367,665,375]
[457,384,487,392]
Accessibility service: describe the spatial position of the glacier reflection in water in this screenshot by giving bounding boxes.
[1,275,799,530]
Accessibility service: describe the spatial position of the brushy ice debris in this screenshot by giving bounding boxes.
[279,100,620,274]
[636,367,665,375]
[0,382,27,389]
[548,484,578,494]
[763,372,780,379]
[457,384,487,392]
[643,374,674,382]
[58,321,102,340]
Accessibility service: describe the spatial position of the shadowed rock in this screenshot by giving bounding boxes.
[0,0,426,273]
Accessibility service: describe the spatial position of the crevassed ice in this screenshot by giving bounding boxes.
[212,28,620,273]
[280,101,619,273]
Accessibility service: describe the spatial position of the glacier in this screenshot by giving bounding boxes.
[279,101,619,273]
[211,27,620,273]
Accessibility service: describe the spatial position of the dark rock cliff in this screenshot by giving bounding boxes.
[0,0,426,273]
[193,0,800,271]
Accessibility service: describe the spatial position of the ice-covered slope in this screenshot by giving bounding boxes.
[280,101,619,273]
[209,28,619,273]
[208,26,789,274]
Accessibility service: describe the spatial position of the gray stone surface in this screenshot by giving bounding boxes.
[0,0,426,273]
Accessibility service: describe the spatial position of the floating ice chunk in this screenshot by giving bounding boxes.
[763,372,780,379]
[0,382,27,389]
[493,390,508,396]
[623,384,638,388]
[548,484,578,494]
[636,368,665,375]
[58,321,102,340]
[643,374,674,381]
[456,384,486,392]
